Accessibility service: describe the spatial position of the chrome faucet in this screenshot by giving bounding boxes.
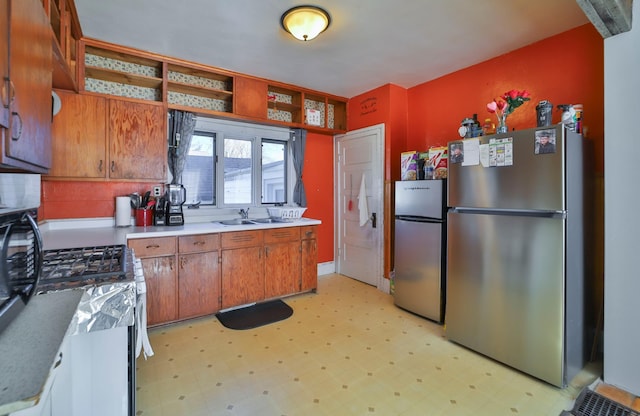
[239,208,250,219]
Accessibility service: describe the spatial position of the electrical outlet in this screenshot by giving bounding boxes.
[153,186,162,197]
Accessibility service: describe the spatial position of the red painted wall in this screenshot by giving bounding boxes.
[348,84,408,182]
[41,181,161,220]
[302,131,334,263]
[407,24,604,172]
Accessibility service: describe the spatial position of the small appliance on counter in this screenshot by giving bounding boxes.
[153,196,167,226]
[165,183,186,226]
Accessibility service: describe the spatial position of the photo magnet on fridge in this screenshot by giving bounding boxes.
[534,129,556,154]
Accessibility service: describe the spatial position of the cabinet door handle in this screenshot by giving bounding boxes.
[1,77,10,109]
[146,244,160,249]
[2,79,15,108]
[193,241,205,246]
[98,159,103,172]
[110,161,115,172]
[10,112,22,140]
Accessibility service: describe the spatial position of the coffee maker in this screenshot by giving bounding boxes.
[165,183,186,226]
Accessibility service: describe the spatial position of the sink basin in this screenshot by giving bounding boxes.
[251,218,273,223]
[219,219,256,225]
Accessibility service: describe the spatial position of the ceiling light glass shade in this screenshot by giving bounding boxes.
[281,6,331,41]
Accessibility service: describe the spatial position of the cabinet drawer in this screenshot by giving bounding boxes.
[264,227,300,243]
[129,237,176,257]
[300,225,317,240]
[221,230,263,249]
[179,233,219,253]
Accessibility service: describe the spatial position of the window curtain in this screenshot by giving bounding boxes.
[290,128,307,207]
[168,110,196,184]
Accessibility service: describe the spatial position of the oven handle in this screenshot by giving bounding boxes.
[23,212,43,298]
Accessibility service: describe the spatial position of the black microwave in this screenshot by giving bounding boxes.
[0,209,43,335]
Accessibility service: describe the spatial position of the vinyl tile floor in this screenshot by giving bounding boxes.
[136,274,601,416]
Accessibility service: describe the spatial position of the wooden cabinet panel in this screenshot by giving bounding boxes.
[178,251,220,319]
[1,0,52,172]
[301,237,318,292]
[142,255,177,326]
[178,233,219,254]
[221,246,264,309]
[47,91,107,178]
[301,225,318,291]
[108,100,166,180]
[129,236,176,257]
[234,76,267,119]
[265,241,300,298]
[1,0,8,130]
[221,230,263,249]
[264,227,300,244]
[300,225,317,241]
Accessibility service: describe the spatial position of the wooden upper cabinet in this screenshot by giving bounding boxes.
[78,40,348,133]
[44,0,81,90]
[234,76,267,119]
[1,0,8,130]
[1,0,52,173]
[108,99,166,181]
[47,90,107,178]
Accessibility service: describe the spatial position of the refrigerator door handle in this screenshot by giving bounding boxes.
[450,207,566,219]
[371,212,376,228]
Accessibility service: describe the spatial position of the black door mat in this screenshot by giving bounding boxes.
[565,389,639,416]
[216,299,293,330]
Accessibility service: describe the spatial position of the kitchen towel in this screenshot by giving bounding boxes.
[115,196,131,227]
[134,257,154,359]
[358,173,369,226]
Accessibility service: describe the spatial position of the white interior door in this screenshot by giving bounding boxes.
[335,124,384,288]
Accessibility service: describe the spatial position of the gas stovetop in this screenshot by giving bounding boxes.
[38,245,133,293]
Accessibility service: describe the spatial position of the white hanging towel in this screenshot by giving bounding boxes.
[133,257,154,359]
[358,173,369,226]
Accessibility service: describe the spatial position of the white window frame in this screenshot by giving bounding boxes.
[185,117,295,219]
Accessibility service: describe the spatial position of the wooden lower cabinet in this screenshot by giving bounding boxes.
[130,226,317,326]
[264,227,301,298]
[177,234,221,319]
[301,240,318,291]
[221,246,264,309]
[141,255,178,326]
[128,237,178,326]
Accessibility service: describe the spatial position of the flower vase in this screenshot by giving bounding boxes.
[496,114,508,134]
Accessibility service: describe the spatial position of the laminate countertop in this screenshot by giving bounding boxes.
[0,289,84,414]
[40,217,321,250]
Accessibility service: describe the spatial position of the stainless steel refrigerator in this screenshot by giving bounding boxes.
[394,179,447,323]
[446,125,586,387]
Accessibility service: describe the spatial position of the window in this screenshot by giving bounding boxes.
[261,140,287,204]
[180,118,291,209]
[223,137,252,205]
[183,132,215,205]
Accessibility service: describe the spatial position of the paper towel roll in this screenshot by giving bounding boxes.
[115,196,132,227]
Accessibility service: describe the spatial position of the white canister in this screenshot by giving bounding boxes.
[115,196,132,227]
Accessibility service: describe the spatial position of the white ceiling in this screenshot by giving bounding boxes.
[74,0,590,98]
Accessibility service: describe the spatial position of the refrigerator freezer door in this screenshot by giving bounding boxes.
[395,180,445,220]
[393,218,444,322]
[446,211,566,386]
[448,126,575,212]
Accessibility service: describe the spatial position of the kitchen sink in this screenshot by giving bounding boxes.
[218,219,256,225]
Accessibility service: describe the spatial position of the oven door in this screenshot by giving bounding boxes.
[0,210,43,334]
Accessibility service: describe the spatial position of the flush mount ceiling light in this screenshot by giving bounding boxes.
[280,5,331,41]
